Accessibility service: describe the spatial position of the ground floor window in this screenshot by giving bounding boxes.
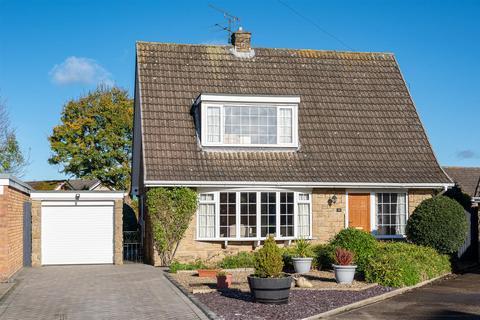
[197,190,311,240]
[376,193,407,236]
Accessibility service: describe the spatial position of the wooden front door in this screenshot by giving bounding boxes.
[348,193,370,231]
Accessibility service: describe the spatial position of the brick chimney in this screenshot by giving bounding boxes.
[231,27,251,52]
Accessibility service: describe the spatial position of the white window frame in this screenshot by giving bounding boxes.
[345,189,409,239]
[196,188,312,241]
[200,102,299,148]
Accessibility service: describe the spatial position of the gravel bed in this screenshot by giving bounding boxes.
[196,286,392,320]
[170,270,374,293]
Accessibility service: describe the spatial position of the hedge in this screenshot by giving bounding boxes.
[364,242,451,287]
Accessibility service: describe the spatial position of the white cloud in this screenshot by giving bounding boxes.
[49,56,113,86]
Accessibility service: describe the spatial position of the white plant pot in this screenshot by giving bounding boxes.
[292,257,313,274]
[333,264,357,284]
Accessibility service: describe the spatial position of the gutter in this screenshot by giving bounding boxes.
[144,180,454,189]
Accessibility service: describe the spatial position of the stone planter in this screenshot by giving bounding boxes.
[333,264,357,284]
[197,269,220,278]
[292,257,313,274]
[248,275,292,304]
[216,274,233,289]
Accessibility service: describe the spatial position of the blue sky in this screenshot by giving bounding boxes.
[0,0,479,180]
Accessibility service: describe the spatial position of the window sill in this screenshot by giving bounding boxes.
[196,236,312,242]
[374,235,406,240]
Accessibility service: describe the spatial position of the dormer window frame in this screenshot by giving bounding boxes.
[197,94,300,149]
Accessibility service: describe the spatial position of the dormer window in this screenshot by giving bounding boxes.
[197,94,300,148]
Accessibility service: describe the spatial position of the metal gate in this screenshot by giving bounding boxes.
[23,202,32,267]
[123,230,143,263]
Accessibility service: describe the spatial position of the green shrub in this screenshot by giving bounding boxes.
[364,242,451,287]
[312,244,335,270]
[330,228,378,272]
[169,259,206,273]
[293,238,313,258]
[253,236,284,278]
[218,252,255,269]
[406,196,468,254]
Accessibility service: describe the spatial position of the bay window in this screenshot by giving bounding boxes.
[376,193,407,236]
[197,191,311,240]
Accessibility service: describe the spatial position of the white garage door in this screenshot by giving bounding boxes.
[41,203,114,265]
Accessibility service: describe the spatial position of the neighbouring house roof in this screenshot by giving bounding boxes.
[443,167,480,198]
[27,179,105,191]
[135,41,452,186]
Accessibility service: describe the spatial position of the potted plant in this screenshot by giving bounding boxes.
[216,271,233,289]
[292,238,313,274]
[332,248,357,284]
[248,236,292,304]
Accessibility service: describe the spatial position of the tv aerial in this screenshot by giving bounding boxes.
[209,4,241,44]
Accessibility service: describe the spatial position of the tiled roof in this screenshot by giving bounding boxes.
[443,167,480,197]
[136,42,451,185]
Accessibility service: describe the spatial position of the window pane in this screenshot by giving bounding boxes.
[297,203,310,237]
[240,192,257,238]
[224,106,277,145]
[280,192,294,237]
[198,203,215,238]
[279,108,292,143]
[375,193,407,236]
[261,192,276,237]
[220,192,236,238]
[207,107,221,143]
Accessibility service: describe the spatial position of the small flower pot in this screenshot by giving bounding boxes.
[333,264,357,284]
[292,257,313,274]
[216,274,233,289]
[248,275,292,304]
[197,269,220,278]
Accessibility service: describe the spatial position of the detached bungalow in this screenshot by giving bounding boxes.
[131,29,453,265]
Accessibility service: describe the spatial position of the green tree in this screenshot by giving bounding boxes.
[48,86,133,190]
[0,98,27,176]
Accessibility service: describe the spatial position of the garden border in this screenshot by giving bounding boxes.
[301,273,451,319]
[164,269,451,320]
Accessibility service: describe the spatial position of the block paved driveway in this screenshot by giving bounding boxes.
[0,264,208,320]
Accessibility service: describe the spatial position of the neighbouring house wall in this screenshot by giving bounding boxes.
[144,188,346,266]
[0,186,30,280]
[408,189,434,215]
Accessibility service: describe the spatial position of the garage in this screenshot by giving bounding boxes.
[30,191,124,266]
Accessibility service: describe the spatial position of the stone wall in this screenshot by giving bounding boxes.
[114,199,123,265]
[408,189,434,215]
[0,186,30,280]
[144,188,346,265]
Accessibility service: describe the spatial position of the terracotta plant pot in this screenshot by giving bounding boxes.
[216,274,233,289]
[197,269,220,278]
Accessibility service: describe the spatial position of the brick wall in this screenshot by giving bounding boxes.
[311,189,346,243]
[0,186,30,280]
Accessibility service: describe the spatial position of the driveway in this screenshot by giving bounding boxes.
[0,264,208,320]
[331,268,480,320]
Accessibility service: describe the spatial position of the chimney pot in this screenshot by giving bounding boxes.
[231,28,251,52]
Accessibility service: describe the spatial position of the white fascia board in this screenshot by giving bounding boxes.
[196,94,301,105]
[144,180,454,189]
[472,197,480,203]
[0,176,32,194]
[30,191,125,201]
